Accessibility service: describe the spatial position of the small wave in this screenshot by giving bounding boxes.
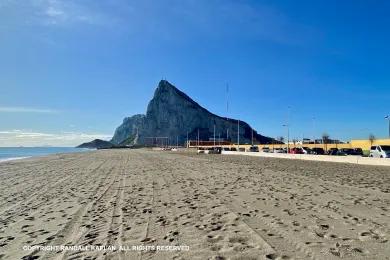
[0,157,31,163]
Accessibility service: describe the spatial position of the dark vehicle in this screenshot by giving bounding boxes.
[230,147,237,151]
[340,148,362,156]
[328,148,346,156]
[208,147,222,154]
[302,147,312,154]
[311,147,325,155]
[354,148,363,156]
[239,147,245,152]
[289,147,304,154]
[340,148,356,155]
[249,146,259,152]
[222,147,231,151]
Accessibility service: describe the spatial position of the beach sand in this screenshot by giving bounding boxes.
[0,149,389,260]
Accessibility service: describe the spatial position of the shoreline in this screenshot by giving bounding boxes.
[0,147,92,164]
[0,156,32,163]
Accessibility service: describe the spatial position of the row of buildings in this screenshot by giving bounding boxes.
[187,138,390,151]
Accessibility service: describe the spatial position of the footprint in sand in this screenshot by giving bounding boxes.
[359,230,388,243]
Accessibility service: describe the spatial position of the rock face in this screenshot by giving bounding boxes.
[110,114,146,145]
[77,139,114,149]
[111,80,274,146]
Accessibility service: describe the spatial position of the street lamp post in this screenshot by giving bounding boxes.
[283,106,291,153]
[251,128,254,146]
[237,120,240,150]
[213,124,216,147]
[197,128,200,149]
[283,124,290,153]
[312,117,316,147]
[386,115,390,138]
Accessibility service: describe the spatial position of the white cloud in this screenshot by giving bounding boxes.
[46,4,64,18]
[0,130,111,147]
[1,0,315,45]
[31,0,112,26]
[0,106,59,113]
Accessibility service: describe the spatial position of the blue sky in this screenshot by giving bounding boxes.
[1,0,389,146]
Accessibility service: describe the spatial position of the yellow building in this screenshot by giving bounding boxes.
[191,138,390,153]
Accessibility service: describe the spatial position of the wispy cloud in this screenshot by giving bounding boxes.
[0,106,59,113]
[0,130,111,147]
[31,0,113,26]
[0,0,112,27]
[1,0,316,45]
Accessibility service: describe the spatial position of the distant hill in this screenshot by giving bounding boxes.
[110,80,275,146]
[77,139,114,149]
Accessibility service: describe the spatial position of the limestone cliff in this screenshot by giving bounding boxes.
[111,80,274,146]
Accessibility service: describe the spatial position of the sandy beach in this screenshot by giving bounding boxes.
[0,149,389,260]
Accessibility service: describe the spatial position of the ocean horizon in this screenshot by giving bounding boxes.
[0,147,90,162]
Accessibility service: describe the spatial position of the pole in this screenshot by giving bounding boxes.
[186,131,189,148]
[251,128,253,146]
[237,120,240,150]
[214,124,216,147]
[287,127,290,153]
[287,106,290,153]
[197,128,200,148]
[386,116,390,138]
[226,83,229,142]
[312,117,316,148]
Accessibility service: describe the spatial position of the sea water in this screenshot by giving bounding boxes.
[0,147,90,163]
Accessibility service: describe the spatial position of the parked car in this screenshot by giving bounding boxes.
[230,147,237,151]
[222,147,231,151]
[328,148,346,156]
[262,147,270,153]
[353,148,363,156]
[301,147,312,154]
[369,145,390,158]
[207,147,222,154]
[238,147,245,152]
[311,147,325,155]
[289,147,304,154]
[248,146,259,152]
[197,148,205,154]
[273,148,284,153]
[327,148,338,155]
[339,148,363,156]
[340,148,356,155]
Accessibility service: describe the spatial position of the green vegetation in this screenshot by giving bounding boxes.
[119,135,136,146]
